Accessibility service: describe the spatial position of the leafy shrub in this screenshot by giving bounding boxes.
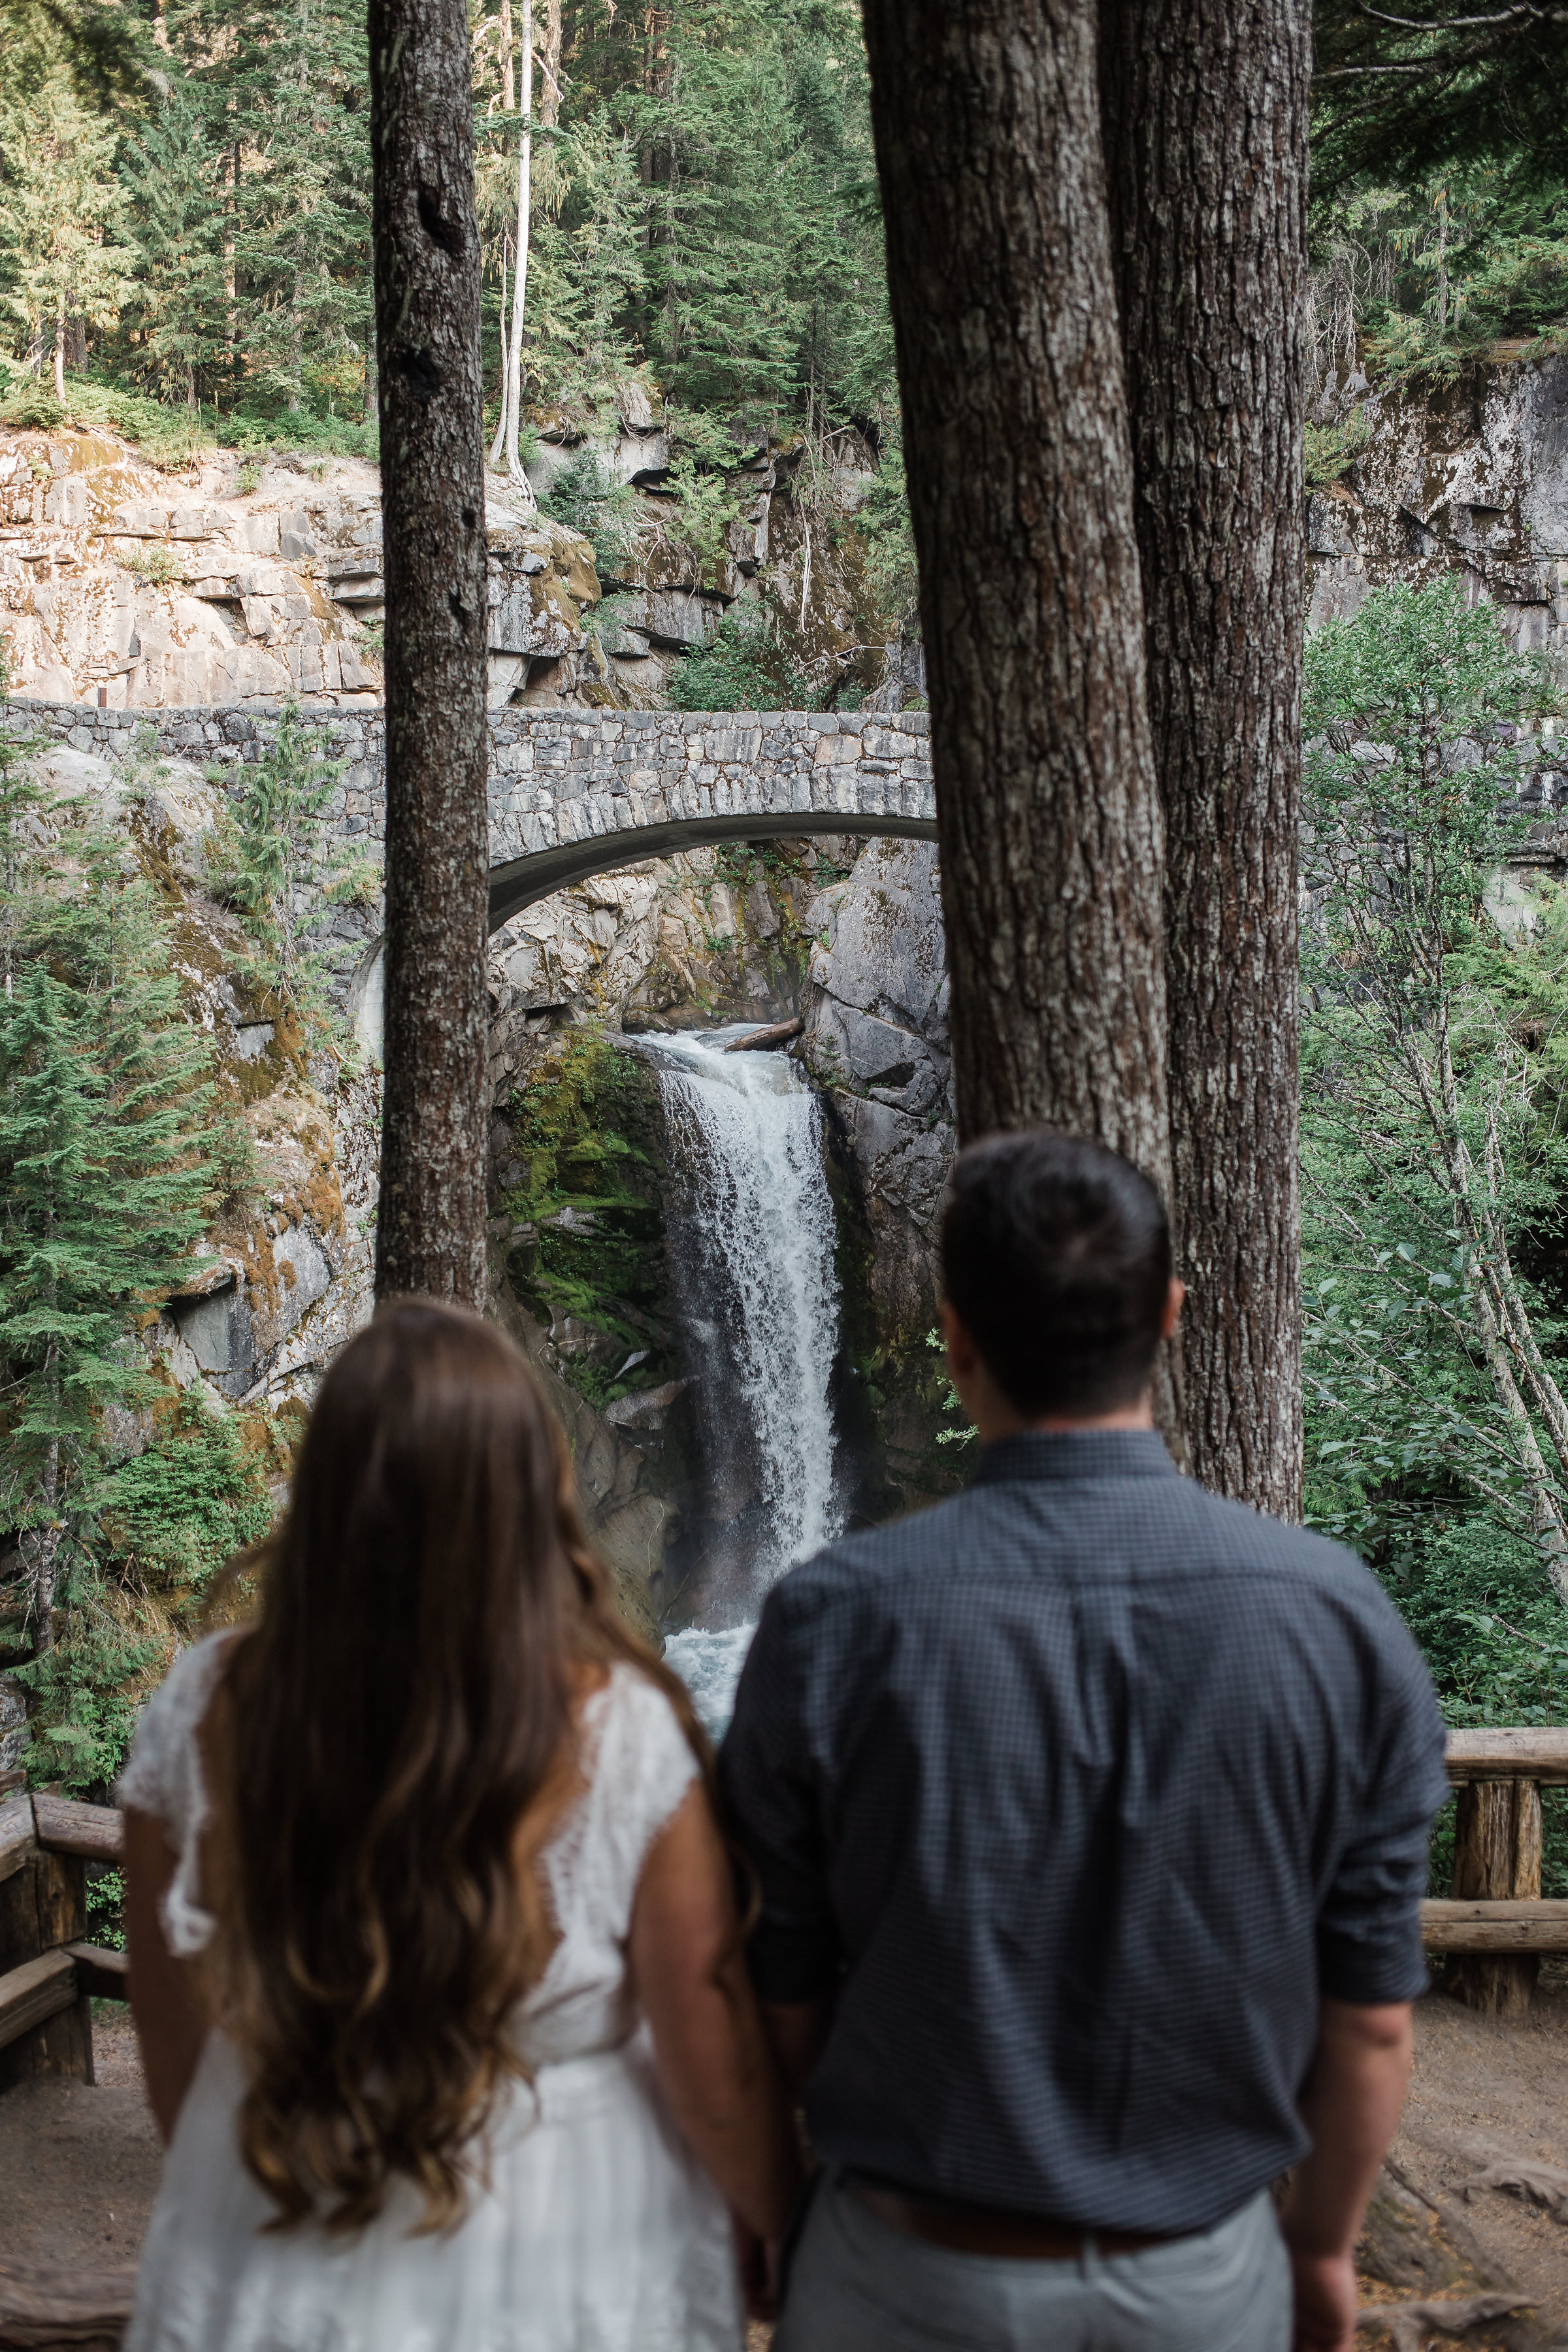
[668,609,813,711]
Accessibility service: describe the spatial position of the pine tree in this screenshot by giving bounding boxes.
[0,825,214,1653]
[0,60,135,399]
[163,0,374,417]
[118,77,229,410]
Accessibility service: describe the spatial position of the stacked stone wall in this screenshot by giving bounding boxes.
[7,702,936,875]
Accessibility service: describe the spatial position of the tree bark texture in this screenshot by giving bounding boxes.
[368,0,490,1308]
[1101,0,1309,1515]
[858,1,1171,1207]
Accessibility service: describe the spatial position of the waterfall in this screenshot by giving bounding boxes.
[642,1027,844,1733]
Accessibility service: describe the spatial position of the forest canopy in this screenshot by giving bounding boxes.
[1,1,1565,459]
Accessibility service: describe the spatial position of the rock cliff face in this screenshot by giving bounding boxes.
[802,840,954,1339]
[1309,357,1568,702]
[0,427,600,711]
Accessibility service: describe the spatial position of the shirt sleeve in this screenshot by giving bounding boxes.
[718,1584,843,2003]
[1316,1616,1451,2005]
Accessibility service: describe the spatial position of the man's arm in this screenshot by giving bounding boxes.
[1279,1997,1413,2352]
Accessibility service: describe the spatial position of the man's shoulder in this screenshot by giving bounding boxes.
[760,1469,1404,1641]
[761,1491,977,1621]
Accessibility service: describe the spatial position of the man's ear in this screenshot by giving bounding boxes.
[1160,1277,1186,1340]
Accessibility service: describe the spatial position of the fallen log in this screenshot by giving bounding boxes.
[722,1017,803,1054]
[0,2259,135,2349]
[0,1952,77,2054]
[1421,1898,1568,1952]
[30,1797,121,1865]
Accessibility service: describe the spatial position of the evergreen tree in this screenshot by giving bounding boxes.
[118,76,229,410]
[0,823,214,1654]
[163,0,374,416]
[0,59,134,397]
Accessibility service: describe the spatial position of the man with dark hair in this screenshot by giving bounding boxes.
[719,1130,1448,2352]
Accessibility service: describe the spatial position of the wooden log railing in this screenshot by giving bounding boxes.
[1427,1728,1568,2017]
[0,1793,126,2087]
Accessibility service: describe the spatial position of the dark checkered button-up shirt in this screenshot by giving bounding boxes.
[718,1429,1449,2232]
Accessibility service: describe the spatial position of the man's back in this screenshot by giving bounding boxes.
[719,1429,1448,2234]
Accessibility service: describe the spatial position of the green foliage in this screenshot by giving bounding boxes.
[88,1865,125,1949]
[1301,576,1568,1722]
[118,544,182,588]
[537,448,638,582]
[0,52,135,383]
[668,606,813,711]
[503,1028,673,1405]
[1311,0,1568,385]
[1305,409,1371,489]
[200,706,362,1042]
[116,77,229,408]
[103,1392,276,1601]
[924,1327,975,1450]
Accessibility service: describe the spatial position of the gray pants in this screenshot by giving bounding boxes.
[772,2174,1292,2352]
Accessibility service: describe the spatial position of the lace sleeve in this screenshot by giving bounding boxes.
[602,1666,702,1897]
[116,1630,237,1957]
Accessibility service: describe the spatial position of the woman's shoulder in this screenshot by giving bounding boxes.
[588,1661,703,1854]
[117,1627,243,1825]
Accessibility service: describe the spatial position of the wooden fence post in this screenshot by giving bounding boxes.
[1446,1774,1543,2017]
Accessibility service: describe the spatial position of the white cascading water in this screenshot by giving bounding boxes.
[647,1028,843,1734]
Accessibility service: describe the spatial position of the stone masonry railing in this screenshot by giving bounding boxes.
[9,700,937,926]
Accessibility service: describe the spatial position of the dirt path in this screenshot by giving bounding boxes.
[8,1989,1568,2348]
[1364,1967,1568,2347]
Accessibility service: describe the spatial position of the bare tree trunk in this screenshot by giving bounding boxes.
[858,0,1171,1194]
[538,0,563,128]
[503,0,536,500]
[368,0,491,1307]
[53,304,65,405]
[488,0,515,470]
[1100,0,1310,1515]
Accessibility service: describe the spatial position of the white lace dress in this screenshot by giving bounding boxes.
[117,1635,743,2352]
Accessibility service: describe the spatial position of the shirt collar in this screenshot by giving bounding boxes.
[971,1429,1181,1488]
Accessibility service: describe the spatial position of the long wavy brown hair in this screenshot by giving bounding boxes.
[203,1299,708,2235]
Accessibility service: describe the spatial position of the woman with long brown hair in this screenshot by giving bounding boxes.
[119,1300,801,2349]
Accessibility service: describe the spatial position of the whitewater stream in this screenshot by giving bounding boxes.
[641,1026,843,1735]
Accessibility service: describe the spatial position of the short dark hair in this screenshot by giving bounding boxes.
[941,1132,1171,1416]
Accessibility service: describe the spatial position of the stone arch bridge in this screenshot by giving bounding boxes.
[16,701,938,931]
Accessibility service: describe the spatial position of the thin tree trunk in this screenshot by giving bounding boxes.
[538,0,563,128]
[504,0,535,498]
[489,238,510,468]
[1100,0,1310,1515]
[488,0,515,470]
[53,303,65,404]
[858,1,1172,1188]
[368,0,491,1306]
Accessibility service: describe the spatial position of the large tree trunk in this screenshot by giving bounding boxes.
[368,0,491,1307]
[1100,0,1309,1515]
[858,1,1171,1192]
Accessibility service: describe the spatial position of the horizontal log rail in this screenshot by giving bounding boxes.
[1422,1899,1568,1952]
[0,2258,137,2350]
[1444,1729,1568,1784]
[0,1952,79,2053]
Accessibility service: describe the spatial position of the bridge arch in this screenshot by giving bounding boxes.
[486,809,938,932]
